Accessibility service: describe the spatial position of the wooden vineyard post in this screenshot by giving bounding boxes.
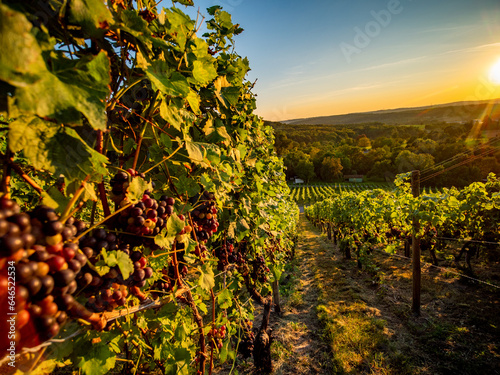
[411,170,421,316]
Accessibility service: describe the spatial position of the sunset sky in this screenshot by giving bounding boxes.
[181,0,500,121]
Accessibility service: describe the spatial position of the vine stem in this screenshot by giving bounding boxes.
[1,150,12,197]
[8,158,43,195]
[132,125,145,171]
[172,241,207,374]
[186,288,207,375]
[60,175,91,223]
[142,143,184,175]
[72,201,133,243]
[161,163,182,200]
[133,346,142,374]
[95,130,111,217]
[28,347,46,373]
[188,212,205,264]
[209,290,216,375]
[116,103,174,139]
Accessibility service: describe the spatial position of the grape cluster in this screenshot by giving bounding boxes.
[421,226,437,248]
[193,244,208,259]
[115,193,165,237]
[208,324,226,350]
[214,240,245,271]
[109,169,145,205]
[237,319,255,358]
[86,283,129,312]
[151,259,188,297]
[387,226,402,240]
[0,198,95,351]
[251,255,270,283]
[191,191,219,243]
[78,228,154,310]
[0,172,223,353]
[110,171,178,248]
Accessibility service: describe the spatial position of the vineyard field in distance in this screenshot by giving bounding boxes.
[289,182,444,204]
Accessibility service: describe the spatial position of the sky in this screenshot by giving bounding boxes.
[173,0,500,121]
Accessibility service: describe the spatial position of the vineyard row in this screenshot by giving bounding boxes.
[305,173,500,277]
[291,182,445,204]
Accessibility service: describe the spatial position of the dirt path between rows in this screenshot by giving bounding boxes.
[266,212,332,374]
[216,214,500,375]
[213,213,332,374]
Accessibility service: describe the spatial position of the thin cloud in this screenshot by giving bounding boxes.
[269,56,425,91]
[415,24,480,35]
[441,42,500,55]
[410,85,461,103]
[360,56,428,72]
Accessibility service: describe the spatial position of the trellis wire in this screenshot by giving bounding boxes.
[372,247,500,290]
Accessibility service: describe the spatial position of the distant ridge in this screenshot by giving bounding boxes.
[281,99,500,125]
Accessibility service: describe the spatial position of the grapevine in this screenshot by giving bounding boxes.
[305,172,500,273]
[0,1,299,374]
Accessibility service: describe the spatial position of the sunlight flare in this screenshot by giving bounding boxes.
[488,58,500,85]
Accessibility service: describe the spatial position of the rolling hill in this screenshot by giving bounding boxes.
[282,99,500,125]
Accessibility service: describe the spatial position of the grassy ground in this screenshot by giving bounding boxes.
[215,214,500,374]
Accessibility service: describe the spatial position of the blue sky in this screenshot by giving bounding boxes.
[173,0,500,121]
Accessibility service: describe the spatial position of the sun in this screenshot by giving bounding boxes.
[488,58,500,85]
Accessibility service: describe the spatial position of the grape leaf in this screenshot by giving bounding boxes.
[137,51,189,97]
[68,0,113,38]
[155,228,174,249]
[120,9,149,33]
[26,359,58,375]
[94,262,110,277]
[198,262,214,291]
[65,179,98,202]
[160,132,173,150]
[126,177,153,203]
[160,101,183,130]
[41,187,71,212]
[174,322,188,342]
[173,0,194,6]
[185,141,205,164]
[94,250,132,279]
[163,8,194,48]
[216,10,233,29]
[9,116,108,183]
[1,12,111,131]
[0,4,46,85]
[217,288,233,309]
[191,61,217,86]
[186,90,200,114]
[76,343,116,375]
[220,339,234,364]
[174,347,191,375]
[115,251,134,280]
[167,213,186,236]
[173,174,200,197]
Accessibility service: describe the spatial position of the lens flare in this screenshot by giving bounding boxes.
[488,58,500,85]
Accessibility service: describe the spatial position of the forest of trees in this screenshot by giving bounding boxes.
[270,120,500,187]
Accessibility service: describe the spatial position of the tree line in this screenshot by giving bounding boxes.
[270,121,500,187]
